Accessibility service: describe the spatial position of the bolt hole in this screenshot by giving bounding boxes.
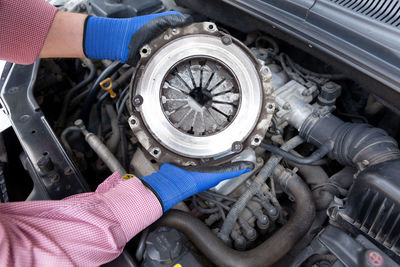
[43,152,48,156]
[254,138,260,143]
[267,104,274,109]
[153,149,159,155]
[142,48,148,54]
[150,159,157,164]
[208,24,214,30]
[31,130,36,134]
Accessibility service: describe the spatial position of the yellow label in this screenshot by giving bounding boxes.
[122,174,136,180]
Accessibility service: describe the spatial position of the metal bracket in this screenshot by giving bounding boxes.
[0,61,88,200]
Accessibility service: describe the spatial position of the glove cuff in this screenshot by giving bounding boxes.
[141,171,197,212]
[139,178,165,213]
[82,15,91,58]
[83,16,131,62]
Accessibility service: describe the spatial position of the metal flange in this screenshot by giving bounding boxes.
[129,22,274,166]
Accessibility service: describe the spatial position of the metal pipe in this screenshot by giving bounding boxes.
[75,120,126,175]
[60,126,81,156]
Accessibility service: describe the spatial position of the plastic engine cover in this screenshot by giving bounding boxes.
[336,159,400,262]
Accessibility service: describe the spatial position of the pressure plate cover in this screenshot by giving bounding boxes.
[129,22,274,166]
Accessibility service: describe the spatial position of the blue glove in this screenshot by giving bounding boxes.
[83,12,192,65]
[141,162,254,211]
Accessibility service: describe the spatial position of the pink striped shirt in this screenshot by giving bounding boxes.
[0,0,58,64]
[0,172,163,266]
[1,2,163,265]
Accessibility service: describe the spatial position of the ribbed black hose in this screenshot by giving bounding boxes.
[81,61,123,125]
[300,114,400,170]
[157,172,315,267]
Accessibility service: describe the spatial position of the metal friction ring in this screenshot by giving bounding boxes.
[129,23,274,164]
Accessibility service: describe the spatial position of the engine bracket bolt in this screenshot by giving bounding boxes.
[282,103,291,110]
[221,35,232,45]
[129,117,137,126]
[232,141,243,152]
[37,155,54,174]
[133,95,144,107]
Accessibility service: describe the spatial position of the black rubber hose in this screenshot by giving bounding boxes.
[157,173,315,267]
[135,228,149,262]
[113,67,135,90]
[81,61,123,124]
[260,140,333,165]
[300,114,400,170]
[96,92,109,136]
[117,93,130,171]
[287,162,332,211]
[57,59,96,130]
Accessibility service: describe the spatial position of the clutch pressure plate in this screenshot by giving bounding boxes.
[128,22,275,166]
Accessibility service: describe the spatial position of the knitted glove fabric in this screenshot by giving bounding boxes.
[141,162,253,211]
[83,11,192,65]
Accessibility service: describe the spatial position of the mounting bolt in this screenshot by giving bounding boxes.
[64,167,73,175]
[282,103,291,110]
[266,103,275,113]
[129,117,137,125]
[37,155,54,173]
[133,95,144,107]
[74,119,84,128]
[302,89,312,96]
[362,160,370,167]
[232,141,243,153]
[50,174,60,183]
[221,35,232,45]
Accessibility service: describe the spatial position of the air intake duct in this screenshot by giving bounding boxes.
[299,113,400,170]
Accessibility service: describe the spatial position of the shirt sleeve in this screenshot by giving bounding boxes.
[0,0,58,64]
[0,172,163,266]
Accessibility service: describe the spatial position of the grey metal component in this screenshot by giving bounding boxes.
[213,148,262,196]
[212,159,263,196]
[274,80,315,129]
[129,22,274,165]
[75,120,126,175]
[268,63,289,90]
[0,62,88,200]
[130,148,159,177]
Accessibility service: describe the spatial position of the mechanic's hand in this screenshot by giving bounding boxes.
[83,11,192,66]
[140,162,254,211]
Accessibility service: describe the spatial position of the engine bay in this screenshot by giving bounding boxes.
[1,0,400,266]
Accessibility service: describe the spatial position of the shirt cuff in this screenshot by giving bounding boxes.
[0,1,58,65]
[101,176,163,241]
